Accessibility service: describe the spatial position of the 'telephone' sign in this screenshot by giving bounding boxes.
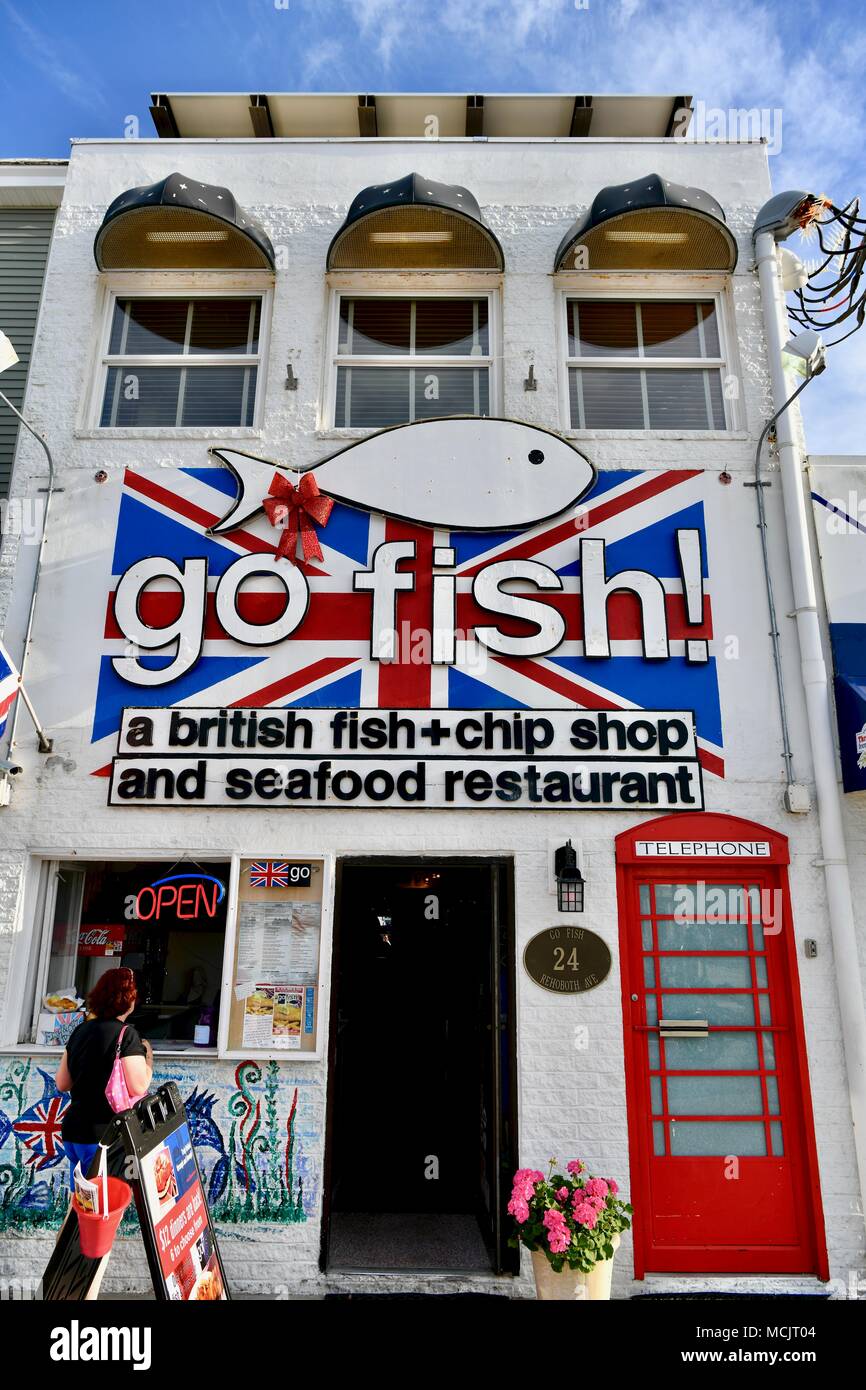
[634,841,771,858]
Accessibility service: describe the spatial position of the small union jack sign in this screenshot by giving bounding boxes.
[249,862,290,888]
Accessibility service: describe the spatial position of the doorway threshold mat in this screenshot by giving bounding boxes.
[329,1212,491,1271]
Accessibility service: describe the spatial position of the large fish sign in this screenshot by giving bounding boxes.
[209,417,596,535]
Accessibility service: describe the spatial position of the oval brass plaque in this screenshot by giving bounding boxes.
[523,926,612,994]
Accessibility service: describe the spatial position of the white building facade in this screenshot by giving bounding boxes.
[0,93,863,1298]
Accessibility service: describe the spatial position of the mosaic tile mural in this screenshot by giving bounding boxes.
[0,1056,319,1234]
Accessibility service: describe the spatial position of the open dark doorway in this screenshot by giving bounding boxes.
[322,858,517,1275]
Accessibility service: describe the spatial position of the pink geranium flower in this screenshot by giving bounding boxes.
[572,1201,599,1230]
[555,1186,569,1202]
[543,1208,571,1254]
[607,1178,619,1195]
[507,1195,530,1224]
[511,1168,544,1204]
[566,1160,585,1175]
[584,1177,609,1202]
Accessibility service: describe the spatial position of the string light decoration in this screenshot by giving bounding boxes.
[786,195,866,347]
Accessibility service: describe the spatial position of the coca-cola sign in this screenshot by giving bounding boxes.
[78,925,126,956]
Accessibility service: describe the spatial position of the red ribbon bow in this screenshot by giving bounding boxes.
[262,471,334,565]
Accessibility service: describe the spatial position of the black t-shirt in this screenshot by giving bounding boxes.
[60,1018,148,1144]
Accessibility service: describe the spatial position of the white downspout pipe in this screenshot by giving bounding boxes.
[754,228,866,1240]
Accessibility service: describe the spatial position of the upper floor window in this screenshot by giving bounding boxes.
[565,297,728,431]
[331,294,492,428]
[98,295,263,429]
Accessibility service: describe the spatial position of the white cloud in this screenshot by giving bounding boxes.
[303,37,347,83]
[353,0,412,68]
[614,0,643,26]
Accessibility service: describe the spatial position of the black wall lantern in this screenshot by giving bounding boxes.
[555,840,584,913]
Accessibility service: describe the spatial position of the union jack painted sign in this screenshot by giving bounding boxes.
[88,456,722,780]
[13,1091,68,1169]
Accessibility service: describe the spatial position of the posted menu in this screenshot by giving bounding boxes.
[236,900,321,987]
[226,859,324,1055]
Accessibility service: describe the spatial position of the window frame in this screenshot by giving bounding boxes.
[83,275,274,436]
[555,276,742,438]
[321,278,501,434]
[9,853,235,1058]
[25,863,85,1046]
[2,851,335,1063]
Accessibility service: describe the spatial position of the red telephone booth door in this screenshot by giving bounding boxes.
[616,814,828,1278]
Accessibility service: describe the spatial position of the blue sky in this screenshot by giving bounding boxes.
[1,0,864,454]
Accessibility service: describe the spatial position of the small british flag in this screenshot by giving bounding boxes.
[0,637,20,742]
[249,862,290,888]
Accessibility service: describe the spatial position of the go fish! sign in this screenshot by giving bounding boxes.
[36,418,724,803]
[109,420,710,685]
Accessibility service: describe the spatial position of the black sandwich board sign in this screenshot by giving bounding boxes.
[42,1082,230,1301]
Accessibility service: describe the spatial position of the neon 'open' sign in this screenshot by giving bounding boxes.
[134,873,226,922]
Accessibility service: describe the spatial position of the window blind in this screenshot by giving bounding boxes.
[334,296,491,427]
[100,297,261,428]
[335,366,489,428]
[101,365,257,428]
[567,297,727,431]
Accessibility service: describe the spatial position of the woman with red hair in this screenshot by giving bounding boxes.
[55,967,152,1189]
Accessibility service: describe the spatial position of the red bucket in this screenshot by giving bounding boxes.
[74,1177,133,1259]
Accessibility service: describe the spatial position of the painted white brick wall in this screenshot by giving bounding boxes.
[0,135,863,1298]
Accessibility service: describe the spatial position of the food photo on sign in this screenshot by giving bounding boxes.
[138,1121,227,1301]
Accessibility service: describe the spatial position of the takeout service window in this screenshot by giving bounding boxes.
[24,859,231,1051]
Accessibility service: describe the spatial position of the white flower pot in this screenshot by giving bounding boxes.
[531,1234,620,1302]
[531,1250,590,1300]
[586,1233,620,1301]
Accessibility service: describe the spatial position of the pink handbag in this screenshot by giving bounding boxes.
[104,1025,146,1113]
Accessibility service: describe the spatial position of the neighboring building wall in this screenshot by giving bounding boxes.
[0,137,862,1297]
[0,164,65,673]
[0,206,56,498]
[0,174,65,1216]
[807,455,866,1014]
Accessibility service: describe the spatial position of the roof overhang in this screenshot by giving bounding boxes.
[0,161,67,208]
[148,92,693,140]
